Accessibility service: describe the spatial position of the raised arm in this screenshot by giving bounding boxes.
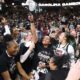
[28,14,38,43]
[65,60,80,80]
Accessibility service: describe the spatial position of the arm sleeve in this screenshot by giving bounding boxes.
[20,48,32,63]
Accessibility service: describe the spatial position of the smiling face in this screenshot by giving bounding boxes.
[7,40,19,56]
[23,31,33,41]
[26,32,33,41]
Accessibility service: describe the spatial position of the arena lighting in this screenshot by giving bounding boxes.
[12,3,14,6]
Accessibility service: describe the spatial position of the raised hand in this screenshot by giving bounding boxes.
[66,59,80,80]
[29,42,35,51]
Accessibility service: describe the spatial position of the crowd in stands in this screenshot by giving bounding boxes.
[0,10,80,80]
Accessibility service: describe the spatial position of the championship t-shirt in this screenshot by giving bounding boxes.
[0,51,18,80]
[34,42,54,68]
